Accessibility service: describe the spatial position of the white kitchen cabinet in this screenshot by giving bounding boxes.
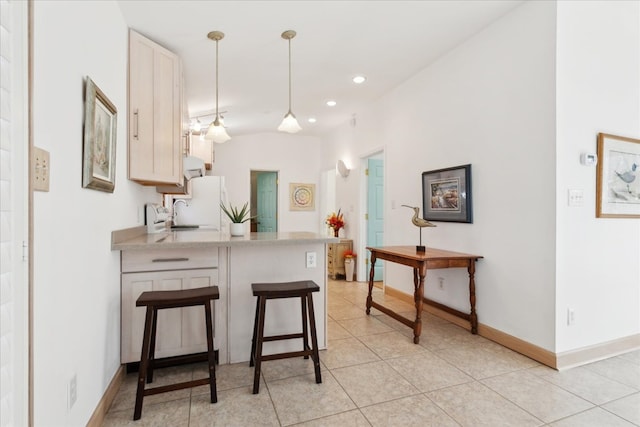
[128,29,183,185]
[120,248,225,364]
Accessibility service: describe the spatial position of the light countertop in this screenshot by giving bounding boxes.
[112,226,337,251]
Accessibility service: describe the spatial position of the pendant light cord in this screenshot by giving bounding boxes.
[288,37,292,113]
[215,38,220,123]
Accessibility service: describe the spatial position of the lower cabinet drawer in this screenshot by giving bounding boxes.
[122,248,218,272]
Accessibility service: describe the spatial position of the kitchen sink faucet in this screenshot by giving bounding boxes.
[172,199,189,225]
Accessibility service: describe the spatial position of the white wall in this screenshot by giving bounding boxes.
[211,132,324,233]
[555,1,640,353]
[324,0,640,357]
[32,1,160,424]
[324,1,559,350]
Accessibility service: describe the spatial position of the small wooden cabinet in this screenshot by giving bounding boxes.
[128,29,183,185]
[327,239,353,279]
[120,248,220,364]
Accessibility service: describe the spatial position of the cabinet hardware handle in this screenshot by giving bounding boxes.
[151,257,189,263]
[133,109,139,139]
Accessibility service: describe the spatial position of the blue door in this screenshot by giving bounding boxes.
[257,172,277,232]
[367,158,384,281]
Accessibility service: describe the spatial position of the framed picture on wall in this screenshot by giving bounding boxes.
[422,164,472,223]
[82,76,117,193]
[596,133,640,218]
[289,183,315,211]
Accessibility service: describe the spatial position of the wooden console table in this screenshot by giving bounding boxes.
[366,246,483,344]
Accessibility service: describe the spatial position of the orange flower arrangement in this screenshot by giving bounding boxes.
[326,209,344,237]
[343,250,356,259]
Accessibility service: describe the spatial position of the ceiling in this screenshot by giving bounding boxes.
[117,0,523,138]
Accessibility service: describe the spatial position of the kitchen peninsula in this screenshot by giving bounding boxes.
[112,227,336,365]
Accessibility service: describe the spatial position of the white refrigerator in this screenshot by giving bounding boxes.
[173,176,226,229]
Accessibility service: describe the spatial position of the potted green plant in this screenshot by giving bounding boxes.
[220,201,255,236]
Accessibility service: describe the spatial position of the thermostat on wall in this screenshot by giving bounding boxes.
[580,153,598,166]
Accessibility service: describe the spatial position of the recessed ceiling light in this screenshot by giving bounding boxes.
[308,117,317,123]
[326,100,337,107]
[352,75,366,84]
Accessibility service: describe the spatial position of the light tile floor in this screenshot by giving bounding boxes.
[104,280,640,426]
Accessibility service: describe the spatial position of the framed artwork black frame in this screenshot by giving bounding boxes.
[422,164,472,223]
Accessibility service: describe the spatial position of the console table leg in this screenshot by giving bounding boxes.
[366,254,377,315]
[468,260,478,334]
[413,266,425,344]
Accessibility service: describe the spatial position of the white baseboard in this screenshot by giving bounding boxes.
[556,334,640,371]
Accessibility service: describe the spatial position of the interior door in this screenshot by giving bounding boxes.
[257,172,277,232]
[367,158,384,281]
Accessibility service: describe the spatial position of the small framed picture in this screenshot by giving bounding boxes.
[82,76,117,192]
[289,183,315,211]
[596,133,640,218]
[422,164,472,223]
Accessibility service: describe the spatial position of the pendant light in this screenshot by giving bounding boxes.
[278,30,302,133]
[205,31,231,143]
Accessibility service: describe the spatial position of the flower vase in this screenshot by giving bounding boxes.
[345,258,355,282]
[333,228,340,238]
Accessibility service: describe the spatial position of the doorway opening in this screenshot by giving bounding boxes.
[359,152,384,285]
[250,170,278,232]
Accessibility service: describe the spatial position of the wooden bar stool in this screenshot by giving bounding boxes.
[134,286,219,420]
[249,280,322,394]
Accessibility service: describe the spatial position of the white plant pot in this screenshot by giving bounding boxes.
[230,222,245,236]
[345,258,355,282]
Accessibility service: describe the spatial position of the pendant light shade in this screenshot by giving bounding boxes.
[205,30,231,143]
[278,30,301,134]
[206,116,230,143]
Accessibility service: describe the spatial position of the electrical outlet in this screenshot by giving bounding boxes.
[567,308,575,326]
[306,251,317,268]
[32,147,50,192]
[438,277,445,290]
[68,374,77,409]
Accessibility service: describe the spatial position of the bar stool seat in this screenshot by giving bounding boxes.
[134,286,219,420]
[249,280,322,394]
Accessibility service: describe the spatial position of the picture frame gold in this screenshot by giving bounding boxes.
[82,76,117,192]
[596,133,640,218]
[289,183,315,211]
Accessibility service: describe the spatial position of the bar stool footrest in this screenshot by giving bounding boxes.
[260,349,313,362]
[142,377,212,397]
[263,332,305,342]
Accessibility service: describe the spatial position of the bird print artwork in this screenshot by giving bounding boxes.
[615,163,637,194]
[402,205,436,252]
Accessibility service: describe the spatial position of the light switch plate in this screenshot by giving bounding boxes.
[568,189,584,207]
[32,147,50,192]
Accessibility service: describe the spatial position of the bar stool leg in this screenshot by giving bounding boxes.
[134,306,154,420]
[147,307,158,383]
[204,301,217,403]
[301,295,310,359]
[306,293,322,384]
[249,296,260,368]
[252,296,267,394]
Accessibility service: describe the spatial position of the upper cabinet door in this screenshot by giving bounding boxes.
[128,30,183,185]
